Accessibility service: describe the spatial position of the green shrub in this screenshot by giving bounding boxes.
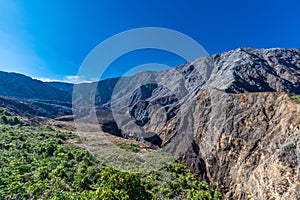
[291,95,300,103]
[114,142,140,153]
[0,115,8,124]
[0,107,23,125]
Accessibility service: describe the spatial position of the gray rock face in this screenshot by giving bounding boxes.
[165,90,300,199]
[99,48,300,199]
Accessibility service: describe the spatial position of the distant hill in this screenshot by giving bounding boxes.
[0,72,73,118]
[0,71,122,118]
[45,81,74,92]
[0,71,70,101]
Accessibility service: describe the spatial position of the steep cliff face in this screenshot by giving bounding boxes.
[99,48,300,199]
[159,90,300,199]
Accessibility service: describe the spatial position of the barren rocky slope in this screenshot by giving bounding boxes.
[96,48,300,199]
[0,48,299,199]
[163,90,300,199]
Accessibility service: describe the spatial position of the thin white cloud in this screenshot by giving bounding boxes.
[64,75,99,83]
[34,77,63,83]
[64,75,81,83]
[34,75,98,84]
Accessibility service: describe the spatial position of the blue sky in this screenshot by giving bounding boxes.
[0,0,300,82]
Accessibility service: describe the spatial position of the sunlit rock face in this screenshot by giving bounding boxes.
[103,48,300,199]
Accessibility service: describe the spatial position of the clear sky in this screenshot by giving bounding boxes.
[0,0,300,82]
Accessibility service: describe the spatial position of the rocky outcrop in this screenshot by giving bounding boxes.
[99,48,300,199]
[163,90,300,199]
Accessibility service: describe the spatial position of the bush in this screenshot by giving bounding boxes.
[0,115,8,124]
[291,95,300,103]
[0,108,23,125]
[114,142,140,153]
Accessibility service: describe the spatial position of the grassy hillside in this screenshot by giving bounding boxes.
[0,108,221,199]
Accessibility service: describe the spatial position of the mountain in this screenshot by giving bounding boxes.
[0,48,299,199]
[0,73,118,118]
[45,81,74,92]
[0,71,70,101]
[0,72,73,118]
[92,48,300,199]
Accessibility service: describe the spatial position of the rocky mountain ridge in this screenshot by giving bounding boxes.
[0,47,299,199]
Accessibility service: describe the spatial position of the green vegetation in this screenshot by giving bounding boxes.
[0,107,23,125]
[0,108,221,199]
[0,125,150,199]
[114,141,141,153]
[145,163,222,199]
[291,95,300,103]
